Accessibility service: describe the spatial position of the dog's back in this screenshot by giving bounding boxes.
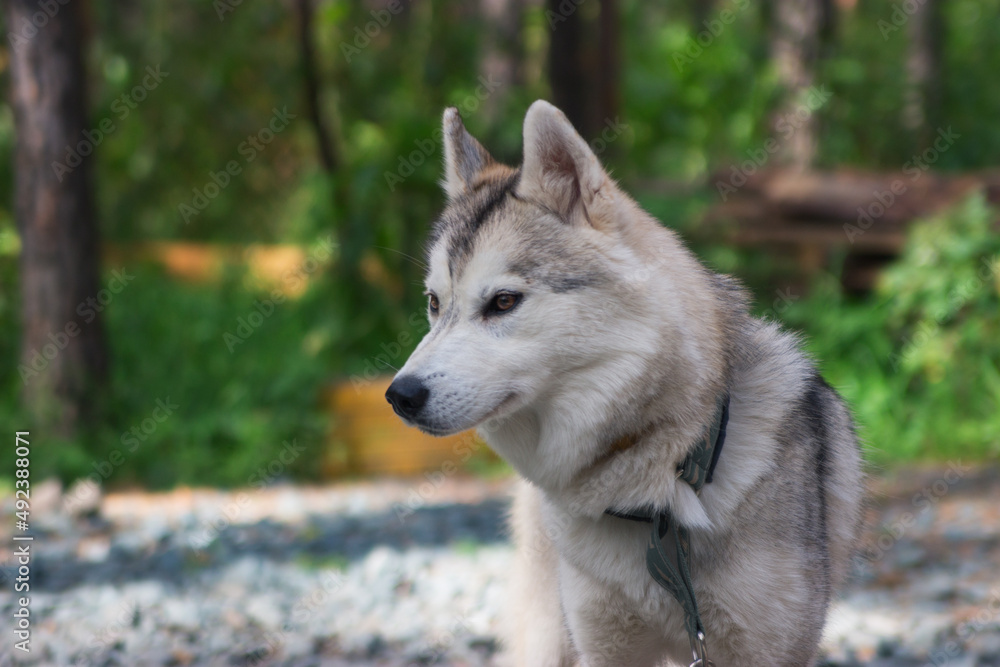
[687,315,865,664]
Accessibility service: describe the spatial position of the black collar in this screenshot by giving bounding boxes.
[605,392,729,522]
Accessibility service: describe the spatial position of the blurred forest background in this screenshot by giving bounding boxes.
[0,0,998,490]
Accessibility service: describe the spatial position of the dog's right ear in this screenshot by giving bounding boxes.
[442,107,496,201]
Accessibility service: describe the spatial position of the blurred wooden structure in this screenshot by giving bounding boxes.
[704,168,1000,291]
[104,242,329,297]
[103,241,407,300]
[323,376,488,477]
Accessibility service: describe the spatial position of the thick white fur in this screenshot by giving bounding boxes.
[394,101,863,666]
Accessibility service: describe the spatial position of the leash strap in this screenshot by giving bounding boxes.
[647,513,701,639]
[604,393,729,666]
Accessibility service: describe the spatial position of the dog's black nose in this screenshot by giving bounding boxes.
[385,376,430,420]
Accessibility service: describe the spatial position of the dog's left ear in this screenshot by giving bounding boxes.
[517,100,607,225]
[442,107,497,201]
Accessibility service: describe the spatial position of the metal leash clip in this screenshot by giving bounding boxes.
[688,630,715,667]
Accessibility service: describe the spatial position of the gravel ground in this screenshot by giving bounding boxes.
[1,466,998,666]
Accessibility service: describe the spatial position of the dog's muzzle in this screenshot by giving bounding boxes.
[385,375,430,421]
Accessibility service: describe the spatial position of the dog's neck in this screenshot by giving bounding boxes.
[606,431,643,456]
[586,386,729,483]
[530,374,731,525]
[610,392,729,507]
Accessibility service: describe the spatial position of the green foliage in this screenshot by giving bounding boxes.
[878,193,1000,456]
[0,260,333,488]
[780,193,1000,463]
[618,0,1000,175]
[818,0,1000,169]
[98,267,332,487]
[620,2,778,181]
[1,1,999,487]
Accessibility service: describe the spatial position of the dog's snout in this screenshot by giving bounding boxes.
[385,376,430,420]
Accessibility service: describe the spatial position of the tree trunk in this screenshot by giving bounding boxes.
[480,0,527,121]
[295,0,339,173]
[596,0,620,130]
[546,0,590,136]
[818,0,838,59]
[4,0,108,436]
[903,0,943,148]
[545,0,620,141]
[770,0,822,169]
[691,0,717,34]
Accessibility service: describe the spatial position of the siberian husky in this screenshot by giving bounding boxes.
[386,100,865,667]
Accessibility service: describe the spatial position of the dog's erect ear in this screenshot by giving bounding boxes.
[517,100,606,225]
[442,107,496,201]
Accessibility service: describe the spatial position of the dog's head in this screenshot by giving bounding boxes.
[386,100,676,440]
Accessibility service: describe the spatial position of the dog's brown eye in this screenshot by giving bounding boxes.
[428,293,440,314]
[495,294,516,310]
[488,292,521,314]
